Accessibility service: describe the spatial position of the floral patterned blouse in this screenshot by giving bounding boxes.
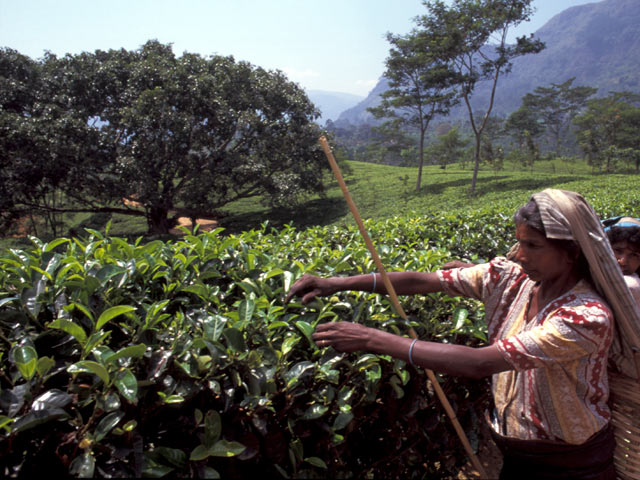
[438,257,613,444]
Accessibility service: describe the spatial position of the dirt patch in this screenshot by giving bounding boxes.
[122,197,218,235]
[169,216,218,235]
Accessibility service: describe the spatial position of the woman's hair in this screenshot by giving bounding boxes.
[606,226,640,252]
[513,199,545,234]
[514,199,590,279]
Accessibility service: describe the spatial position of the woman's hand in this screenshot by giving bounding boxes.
[312,321,372,353]
[284,274,336,305]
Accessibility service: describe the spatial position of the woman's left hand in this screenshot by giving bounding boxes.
[312,322,372,353]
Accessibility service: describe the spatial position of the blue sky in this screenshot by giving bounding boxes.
[1,0,598,96]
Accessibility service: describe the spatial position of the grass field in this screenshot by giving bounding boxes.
[218,157,640,234]
[3,157,639,247]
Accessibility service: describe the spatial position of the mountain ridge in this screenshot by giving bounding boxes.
[334,0,640,126]
[306,90,364,124]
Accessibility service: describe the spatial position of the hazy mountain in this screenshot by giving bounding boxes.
[335,0,640,126]
[306,90,365,124]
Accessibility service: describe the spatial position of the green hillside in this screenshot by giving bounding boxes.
[219,159,640,235]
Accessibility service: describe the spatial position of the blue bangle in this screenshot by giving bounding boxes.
[371,272,377,292]
[408,338,418,366]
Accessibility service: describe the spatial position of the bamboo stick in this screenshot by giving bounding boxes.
[319,136,487,478]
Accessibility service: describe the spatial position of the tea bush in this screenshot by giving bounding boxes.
[0,208,560,478]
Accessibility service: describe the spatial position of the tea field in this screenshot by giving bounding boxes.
[1,160,639,478]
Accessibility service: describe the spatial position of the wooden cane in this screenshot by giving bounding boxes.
[319,136,487,478]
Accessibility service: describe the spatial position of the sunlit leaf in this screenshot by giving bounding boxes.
[49,318,87,345]
[114,368,138,403]
[13,345,37,380]
[96,305,136,331]
[68,360,110,385]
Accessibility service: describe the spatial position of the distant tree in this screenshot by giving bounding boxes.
[369,30,458,190]
[414,0,545,193]
[504,105,543,149]
[430,126,470,169]
[366,121,415,165]
[573,91,640,171]
[521,77,597,154]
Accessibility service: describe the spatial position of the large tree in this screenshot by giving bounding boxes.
[1,41,327,235]
[369,31,458,190]
[414,0,545,193]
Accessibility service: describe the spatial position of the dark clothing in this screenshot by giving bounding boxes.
[490,423,616,480]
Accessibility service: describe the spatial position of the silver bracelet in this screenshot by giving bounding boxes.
[408,338,418,366]
[371,272,377,292]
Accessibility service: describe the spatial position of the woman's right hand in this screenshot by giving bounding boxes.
[284,274,336,305]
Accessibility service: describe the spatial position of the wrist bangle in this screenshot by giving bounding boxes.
[408,338,418,366]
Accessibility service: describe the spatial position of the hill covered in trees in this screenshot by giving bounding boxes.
[335,0,640,126]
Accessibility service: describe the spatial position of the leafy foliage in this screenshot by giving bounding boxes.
[0,214,508,478]
[0,42,326,235]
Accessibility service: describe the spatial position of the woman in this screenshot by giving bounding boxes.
[285,190,618,480]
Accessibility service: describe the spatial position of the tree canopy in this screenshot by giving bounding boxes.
[411,0,545,192]
[0,41,327,234]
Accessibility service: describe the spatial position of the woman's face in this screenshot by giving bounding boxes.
[514,223,576,283]
[611,241,640,275]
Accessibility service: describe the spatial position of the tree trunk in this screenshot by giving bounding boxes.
[470,134,482,194]
[416,128,426,191]
[147,206,173,234]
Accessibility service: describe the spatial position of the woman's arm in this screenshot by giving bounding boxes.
[284,271,442,304]
[312,322,512,379]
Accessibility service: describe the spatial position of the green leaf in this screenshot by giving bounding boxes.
[190,444,211,462]
[36,356,55,378]
[84,331,111,356]
[281,334,300,356]
[49,318,87,345]
[68,360,110,385]
[0,296,18,308]
[264,268,284,279]
[238,298,255,322]
[114,368,138,403]
[69,452,96,478]
[209,439,246,457]
[333,411,354,431]
[203,315,227,342]
[13,345,38,380]
[0,415,13,433]
[94,411,125,442]
[44,237,70,252]
[302,404,328,420]
[222,328,246,353]
[204,410,222,447]
[295,320,314,345]
[96,305,136,331]
[105,344,147,366]
[305,457,328,469]
[70,302,95,323]
[453,308,469,331]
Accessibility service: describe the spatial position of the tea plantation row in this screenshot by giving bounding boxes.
[0,204,619,477]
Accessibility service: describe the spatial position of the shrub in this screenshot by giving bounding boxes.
[0,216,509,478]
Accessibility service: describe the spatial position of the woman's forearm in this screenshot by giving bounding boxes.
[330,271,442,296]
[366,328,510,379]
